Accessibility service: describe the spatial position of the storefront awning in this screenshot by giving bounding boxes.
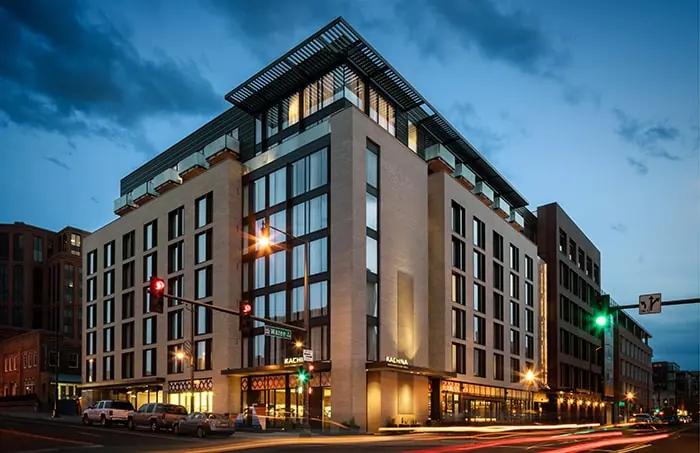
[221,361,331,377]
[366,361,457,379]
[79,377,165,391]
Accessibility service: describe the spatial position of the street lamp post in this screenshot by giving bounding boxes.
[589,346,602,422]
[260,221,311,435]
[625,392,635,422]
[524,369,535,422]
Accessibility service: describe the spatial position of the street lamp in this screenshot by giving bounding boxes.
[625,392,635,422]
[258,220,311,435]
[524,369,535,422]
[176,304,196,414]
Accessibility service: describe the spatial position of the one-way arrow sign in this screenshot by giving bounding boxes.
[639,293,662,315]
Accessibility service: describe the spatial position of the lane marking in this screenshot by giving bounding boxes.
[0,428,92,445]
[76,431,103,438]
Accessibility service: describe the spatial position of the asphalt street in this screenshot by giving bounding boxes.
[0,415,696,453]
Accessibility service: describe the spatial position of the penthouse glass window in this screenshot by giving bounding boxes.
[408,120,418,152]
[292,148,328,197]
[368,87,395,136]
[281,92,300,129]
[304,72,339,117]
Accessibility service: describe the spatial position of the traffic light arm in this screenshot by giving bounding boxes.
[162,292,307,333]
[608,297,700,311]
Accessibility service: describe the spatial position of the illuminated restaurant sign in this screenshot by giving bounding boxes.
[385,356,409,369]
[284,357,304,366]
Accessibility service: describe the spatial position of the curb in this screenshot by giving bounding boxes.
[0,412,83,425]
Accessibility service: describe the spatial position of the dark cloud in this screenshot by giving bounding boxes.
[449,102,515,157]
[610,223,628,233]
[626,157,649,175]
[0,0,222,137]
[44,157,71,171]
[205,0,375,62]
[614,109,683,161]
[403,0,567,77]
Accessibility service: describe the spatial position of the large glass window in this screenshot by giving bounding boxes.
[195,192,213,229]
[168,206,185,240]
[269,251,286,286]
[143,317,157,345]
[303,72,338,117]
[13,234,24,261]
[452,273,466,305]
[168,241,184,273]
[366,237,378,274]
[143,253,156,282]
[292,238,327,279]
[33,236,43,262]
[368,87,395,136]
[292,148,327,197]
[452,343,466,374]
[282,92,300,129]
[253,177,266,213]
[366,193,378,231]
[474,315,486,345]
[269,168,286,207]
[143,349,157,377]
[292,194,327,236]
[366,281,378,317]
[451,202,465,236]
[493,323,504,351]
[254,256,265,289]
[196,304,213,335]
[195,339,212,371]
[195,231,212,264]
[144,221,157,251]
[103,327,114,352]
[473,283,485,313]
[122,231,135,260]
[365,147,378,188]
[168,309,184,341]
[474,349,486,378]
[452,308,466,340]
[195,266,212,299]
[269,291,286,322]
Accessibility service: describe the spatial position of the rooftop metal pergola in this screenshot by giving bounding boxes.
[225,17,528,208]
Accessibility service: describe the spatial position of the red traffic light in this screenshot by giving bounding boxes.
[149,277,165,294]
[307,363,315,372]
[241,301,252,316]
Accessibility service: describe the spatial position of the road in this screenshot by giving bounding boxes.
[0,415,696,453]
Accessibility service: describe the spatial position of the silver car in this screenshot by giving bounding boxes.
[83,400,134,426]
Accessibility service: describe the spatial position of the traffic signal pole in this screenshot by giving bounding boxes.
[608,297,700,311]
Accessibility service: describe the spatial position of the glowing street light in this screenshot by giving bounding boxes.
[176,351,185,360]
[525,369,535,383]
[295,340,304,349]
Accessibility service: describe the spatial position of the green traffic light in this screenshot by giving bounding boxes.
[595,315,608,327]
[298,371,308,383]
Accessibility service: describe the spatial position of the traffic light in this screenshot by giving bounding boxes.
[297,363,313,385]
[239,300,253,333]
[149,277,166,314]
[594,294,610,328]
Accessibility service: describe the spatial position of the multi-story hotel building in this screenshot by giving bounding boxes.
[612,305,652,419]
[0,222,87,401]
[81,17,545,431]
[535,202,610,423]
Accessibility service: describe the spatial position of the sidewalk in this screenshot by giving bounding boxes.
[0,410,83,424]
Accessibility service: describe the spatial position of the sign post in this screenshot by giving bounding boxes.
[639,293,662,315]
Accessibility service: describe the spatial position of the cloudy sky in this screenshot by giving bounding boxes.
[0,1,698,368]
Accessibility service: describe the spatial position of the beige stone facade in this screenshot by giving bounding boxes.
[81,158,242,413]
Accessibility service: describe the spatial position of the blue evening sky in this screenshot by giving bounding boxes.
[0,1,698,368]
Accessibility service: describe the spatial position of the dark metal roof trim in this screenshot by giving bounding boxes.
[225,17,528,208]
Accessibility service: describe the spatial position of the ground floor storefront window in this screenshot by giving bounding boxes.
[431,380,533,424]
[167,378,214,413]
[240,372,331,430]
[110,387,162,409]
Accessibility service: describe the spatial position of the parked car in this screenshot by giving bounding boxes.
[173,412,236,438]
[82,400,134,427]
[126,403,188,432]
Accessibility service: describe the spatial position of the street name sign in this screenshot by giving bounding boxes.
[264,326,292,340]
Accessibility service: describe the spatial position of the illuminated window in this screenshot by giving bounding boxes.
[283,93,300,129]
[408,120,417,152]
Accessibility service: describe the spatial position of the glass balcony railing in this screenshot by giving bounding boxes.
[178,152,209,176]
[494,196,512,214]
[153,168,182,191]
[132,181,156,201]
[203,134,240,160]
[244,119,331,174]
[454,163,476,187]
[509,210,525,228]
[424,144,456,170]
[113,194,136,213]
[475,181,495,202]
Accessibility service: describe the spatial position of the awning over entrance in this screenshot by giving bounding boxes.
[79,377,165,391]
[221,361,331,377]
[366,361,457,379]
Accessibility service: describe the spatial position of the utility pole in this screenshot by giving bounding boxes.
[52,301,61,418]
